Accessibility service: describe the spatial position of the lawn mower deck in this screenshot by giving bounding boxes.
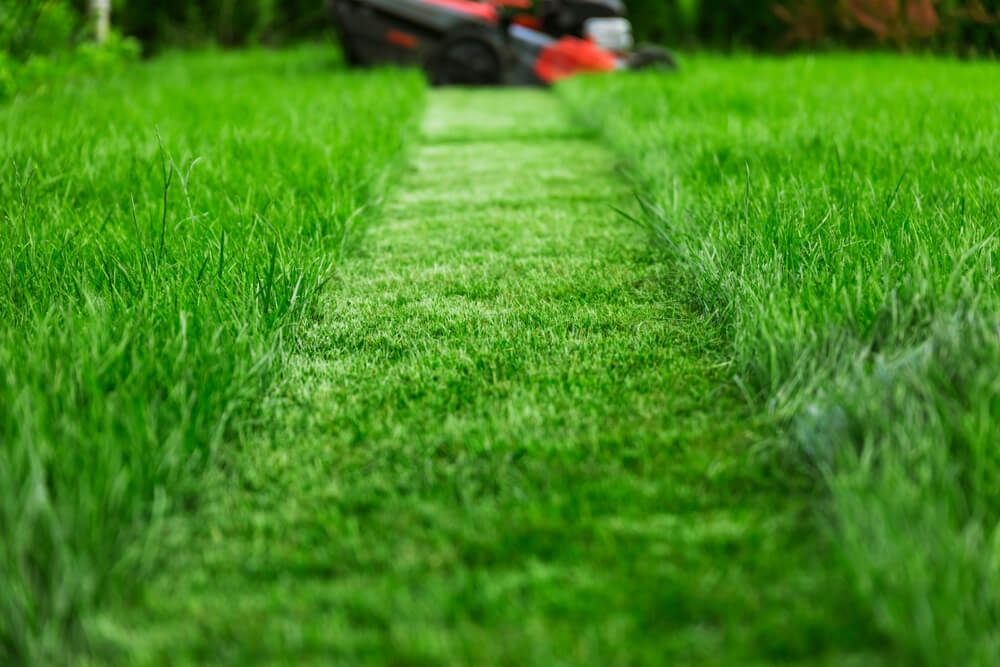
[328,0,676,86]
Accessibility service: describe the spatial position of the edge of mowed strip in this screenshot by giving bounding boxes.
[558,57,1000,665]
[0,49,424,664]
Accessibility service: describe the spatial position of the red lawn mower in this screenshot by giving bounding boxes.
[328,0,676,86]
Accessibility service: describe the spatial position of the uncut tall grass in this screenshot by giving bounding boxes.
[560,56,1000,665]
[0,49,422,663]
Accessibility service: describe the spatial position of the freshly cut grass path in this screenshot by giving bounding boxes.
[112,90,884,666]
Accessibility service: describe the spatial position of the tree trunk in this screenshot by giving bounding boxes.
[92,0,111,44]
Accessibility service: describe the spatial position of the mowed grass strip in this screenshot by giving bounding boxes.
[112,90,887,666]
[559,56,1000,665]
[0,48,423,664]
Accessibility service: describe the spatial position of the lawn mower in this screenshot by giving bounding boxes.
[328,0,677,86]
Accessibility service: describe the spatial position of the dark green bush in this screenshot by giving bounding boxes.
[625,0,786,48]
[693,0,786,48]
[113,0,329,50]
[0,1,139,102]
[625,0,695,46]
[0,32,140,102]
[1,0,82,61]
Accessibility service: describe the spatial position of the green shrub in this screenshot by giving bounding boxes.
[0,51,14,100]
[0,31,140,102]
[1,0,81,60]
[697,0,787,48]
[625,0,697,46]
[0,0,142,103]
[115,0,329,50]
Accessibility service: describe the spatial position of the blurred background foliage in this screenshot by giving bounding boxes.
[2,0,997,58]
[630,0,998,53]
[0,1,139,99]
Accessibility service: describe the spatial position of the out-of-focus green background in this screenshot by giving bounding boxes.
[3,0,998,61]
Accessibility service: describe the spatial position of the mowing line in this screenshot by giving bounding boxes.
[105,89,886,666]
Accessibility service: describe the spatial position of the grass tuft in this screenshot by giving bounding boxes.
[560,55,1000,665]
[0,47,423,664]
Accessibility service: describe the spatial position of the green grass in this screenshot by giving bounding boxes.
[6,49,995,667]
[0,47,423,664]
[96,89,888,667]
[559,56,1000,665]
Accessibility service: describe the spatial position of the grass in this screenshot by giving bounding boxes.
[97,89,889,667]
[558,55,1000,665]
[0,47,423,664]
[5,48,996,667]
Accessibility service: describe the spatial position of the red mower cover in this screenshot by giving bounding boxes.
[534,37,619,84]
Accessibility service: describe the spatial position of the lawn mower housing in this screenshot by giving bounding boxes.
[328,0,676,86]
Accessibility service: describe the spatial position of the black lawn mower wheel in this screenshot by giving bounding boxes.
[628,45,678,72]
[428,27,506,86]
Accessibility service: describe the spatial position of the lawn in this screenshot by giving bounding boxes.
[92,88,886,667]
[0,47,423,664]
[559,56,1000,666]
[1,49,998,667]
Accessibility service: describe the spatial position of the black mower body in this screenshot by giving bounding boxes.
[331,0,479,69]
